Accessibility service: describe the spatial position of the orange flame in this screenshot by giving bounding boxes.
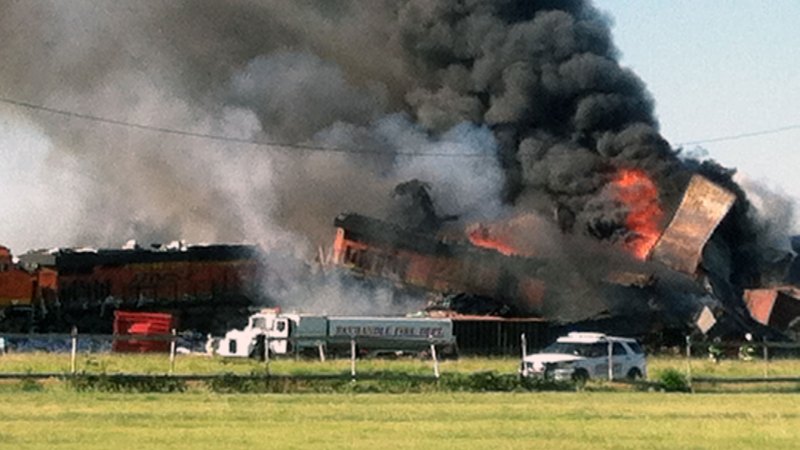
[467,225,518,256]
[611,168,663,260]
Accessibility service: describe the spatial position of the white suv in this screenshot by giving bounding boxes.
[520,332,647,383]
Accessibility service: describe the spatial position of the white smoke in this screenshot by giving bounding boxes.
[735,173,796,251]
[0,110,88,252]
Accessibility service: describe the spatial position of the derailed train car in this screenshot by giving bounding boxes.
[330,175,771,341]
[0,243,263,333]
[332,213,548,315]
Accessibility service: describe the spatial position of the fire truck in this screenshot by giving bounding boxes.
[214,309,456,358]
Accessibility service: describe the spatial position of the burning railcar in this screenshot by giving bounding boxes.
[332,174,775,340]
[1,243,264,333]
[332,213,547,315]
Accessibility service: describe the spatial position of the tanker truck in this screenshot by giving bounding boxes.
[213,309,456,358]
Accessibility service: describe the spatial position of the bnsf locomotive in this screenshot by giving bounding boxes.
[0,243,263,333]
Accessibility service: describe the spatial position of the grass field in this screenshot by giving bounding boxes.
[2,354,800,448]
[3,352,800,379]
[1,390,799,449]
[0,352,512,375]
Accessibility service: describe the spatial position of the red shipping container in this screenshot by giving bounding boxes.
[113,311,175,353]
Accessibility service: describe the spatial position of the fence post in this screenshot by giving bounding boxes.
[430,341,440,379]
[350,338,357,381]
[762,337,769,378]
[317,340,326,362]
[520,333,528,377]
[685,335,692,388]
[607,340,614,381]
[70,326,78,375]
[169,329,177,375]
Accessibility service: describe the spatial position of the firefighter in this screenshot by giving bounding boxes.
[738,333,755,361]
[708,337,722,363]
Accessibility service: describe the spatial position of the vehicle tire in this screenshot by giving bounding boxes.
[249,335,267,361]
[626,368,643,381]
[572,369,589,387]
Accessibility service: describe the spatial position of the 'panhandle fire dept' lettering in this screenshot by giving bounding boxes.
[334,325,444,338]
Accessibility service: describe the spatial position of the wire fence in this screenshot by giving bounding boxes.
[681,336,800,387]
[4,332,800,389]
[0,330,449,380]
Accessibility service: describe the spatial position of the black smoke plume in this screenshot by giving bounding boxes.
[0,0,785,324]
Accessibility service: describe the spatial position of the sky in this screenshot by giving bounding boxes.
[594,0,800,211]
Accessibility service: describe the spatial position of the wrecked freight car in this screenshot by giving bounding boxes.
[331,174,775,341]
[332,213,548,316]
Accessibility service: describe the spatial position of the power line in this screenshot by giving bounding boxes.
[677,123,800,147]
[4,94,797,153]
[0,96,493,158]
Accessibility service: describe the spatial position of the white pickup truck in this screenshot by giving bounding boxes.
[214,310,456,358]
[520,332,647,382]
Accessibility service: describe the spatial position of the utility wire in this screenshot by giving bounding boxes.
[0,96,492,158]
[676,123,800,147]
[3,94,797,153]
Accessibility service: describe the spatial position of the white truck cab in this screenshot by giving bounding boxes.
[521,332,647,382]
[216,310,297,357]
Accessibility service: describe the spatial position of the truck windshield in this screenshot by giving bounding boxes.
[543,342,608,358]
[252,317,269,329]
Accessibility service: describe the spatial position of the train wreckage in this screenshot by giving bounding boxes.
[332,174,789,340]
[0,174,798,345]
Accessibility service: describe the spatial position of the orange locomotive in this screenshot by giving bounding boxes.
[0,246,58,307]
[1,244,263,333]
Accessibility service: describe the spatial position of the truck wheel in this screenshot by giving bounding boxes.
[626,368,643,381]
[572,369,589,387]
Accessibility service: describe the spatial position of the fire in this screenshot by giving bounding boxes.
[468,225,518,256]
[612,168,664,260]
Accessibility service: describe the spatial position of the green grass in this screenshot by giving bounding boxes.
[2,355,800,448]
[3,352,800,379]
[3,352,800,398]
[0,390,799,449]
[0,353,518,376]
